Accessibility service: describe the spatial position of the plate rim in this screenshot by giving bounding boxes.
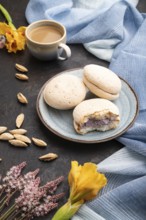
[36,68,139,144]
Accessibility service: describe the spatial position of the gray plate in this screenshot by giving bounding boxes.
[36,68,139,143]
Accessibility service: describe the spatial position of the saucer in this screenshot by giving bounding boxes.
[36,68,139,143]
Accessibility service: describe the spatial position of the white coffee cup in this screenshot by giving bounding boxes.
[25,20,71,61]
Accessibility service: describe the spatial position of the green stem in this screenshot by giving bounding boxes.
[0,189,4,198]
[0,189,17,212]
[0,4,12,23]
[0,195,7,205]
[17,213,30,220]
[7,210,20,220]
[8,22,16,30]
[17,215,25,220]
[52,199,83,220]
[0,203,16,220]
[0,4,16,29]
[0,195,7,212]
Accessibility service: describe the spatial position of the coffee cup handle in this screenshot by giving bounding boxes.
[57,43,71,60]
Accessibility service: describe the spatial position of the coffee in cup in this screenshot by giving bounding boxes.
[25,20,71,61]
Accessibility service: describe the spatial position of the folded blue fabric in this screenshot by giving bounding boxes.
[25,1,146,219]
[25,0,139,61]
[72,147,146,220]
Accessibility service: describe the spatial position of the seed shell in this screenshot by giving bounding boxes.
[16,113,25,128]
[17,93,28,104]
[15,63,28,72]
[9,139,28,147]
[0,158,2,162]
[0,126,7,134]
[39,153,58,161]
[14,134,31,144]
[0,132,14,140]
[9,129,27,135]
[32,137,47,147]
[15,73,29,81]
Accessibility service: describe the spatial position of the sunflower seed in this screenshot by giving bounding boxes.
[39,153,58,161]
[15,63,28,72]
[0,126,7,134]
[14,134,31,144]
[9,129,27,135]
[9,139,28,147]
[17,93,28,104]
[0,132,14,140]
[16,113,25,128]
[15,73,29,81]
[0,158,2,162]
[32,137,47,147]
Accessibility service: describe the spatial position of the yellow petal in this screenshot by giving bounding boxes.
[68,161,81,187]
[5,28,26,53]
[0,22,10,35]
[68,161,107,202]
[0,22,26,53]
[53,161,107,220]
[17,26,26,33]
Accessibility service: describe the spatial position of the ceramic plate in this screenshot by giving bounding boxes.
[36,68,139,143]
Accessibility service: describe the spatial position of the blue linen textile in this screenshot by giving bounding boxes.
[25,0,139,61]
[25,1,146,219]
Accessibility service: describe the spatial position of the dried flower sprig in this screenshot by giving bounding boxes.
[0,162,64,220]
[52,161,107,220]
[0,162,26,211]
[0,4,26,53]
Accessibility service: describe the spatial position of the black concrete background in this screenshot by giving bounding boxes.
[0,1,145,219]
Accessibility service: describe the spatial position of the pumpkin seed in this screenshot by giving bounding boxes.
[15,63,28,72]
[0,132,14,140]
[17,93,28,104]
[39,153,58,161]
[9,139,28,147]
[9,129,27,135]
[15,73,29,81]
[14,134,31,144]
[0,126,7,134]
[16,113,25,128]
[32,137,47,147]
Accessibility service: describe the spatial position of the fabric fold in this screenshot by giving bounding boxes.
[25,0,140,60]
[73,147,146,220]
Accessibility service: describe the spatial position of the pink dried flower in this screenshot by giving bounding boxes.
[17,169,40,190]
[28,182,65,219]
[0,162,64,220]
[29,194,65,218]
[24,169,40,181]
[48,193,65,203]
[40,176,64,195]
[2,162,26,190]
[15,177,64,219]
[33,202,58,217]
[15,177,41,213]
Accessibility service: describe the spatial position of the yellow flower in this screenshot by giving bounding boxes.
[69,161,107,202]
[0,4,26,53]
[52,161,107,220]
[0,22,26,53]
